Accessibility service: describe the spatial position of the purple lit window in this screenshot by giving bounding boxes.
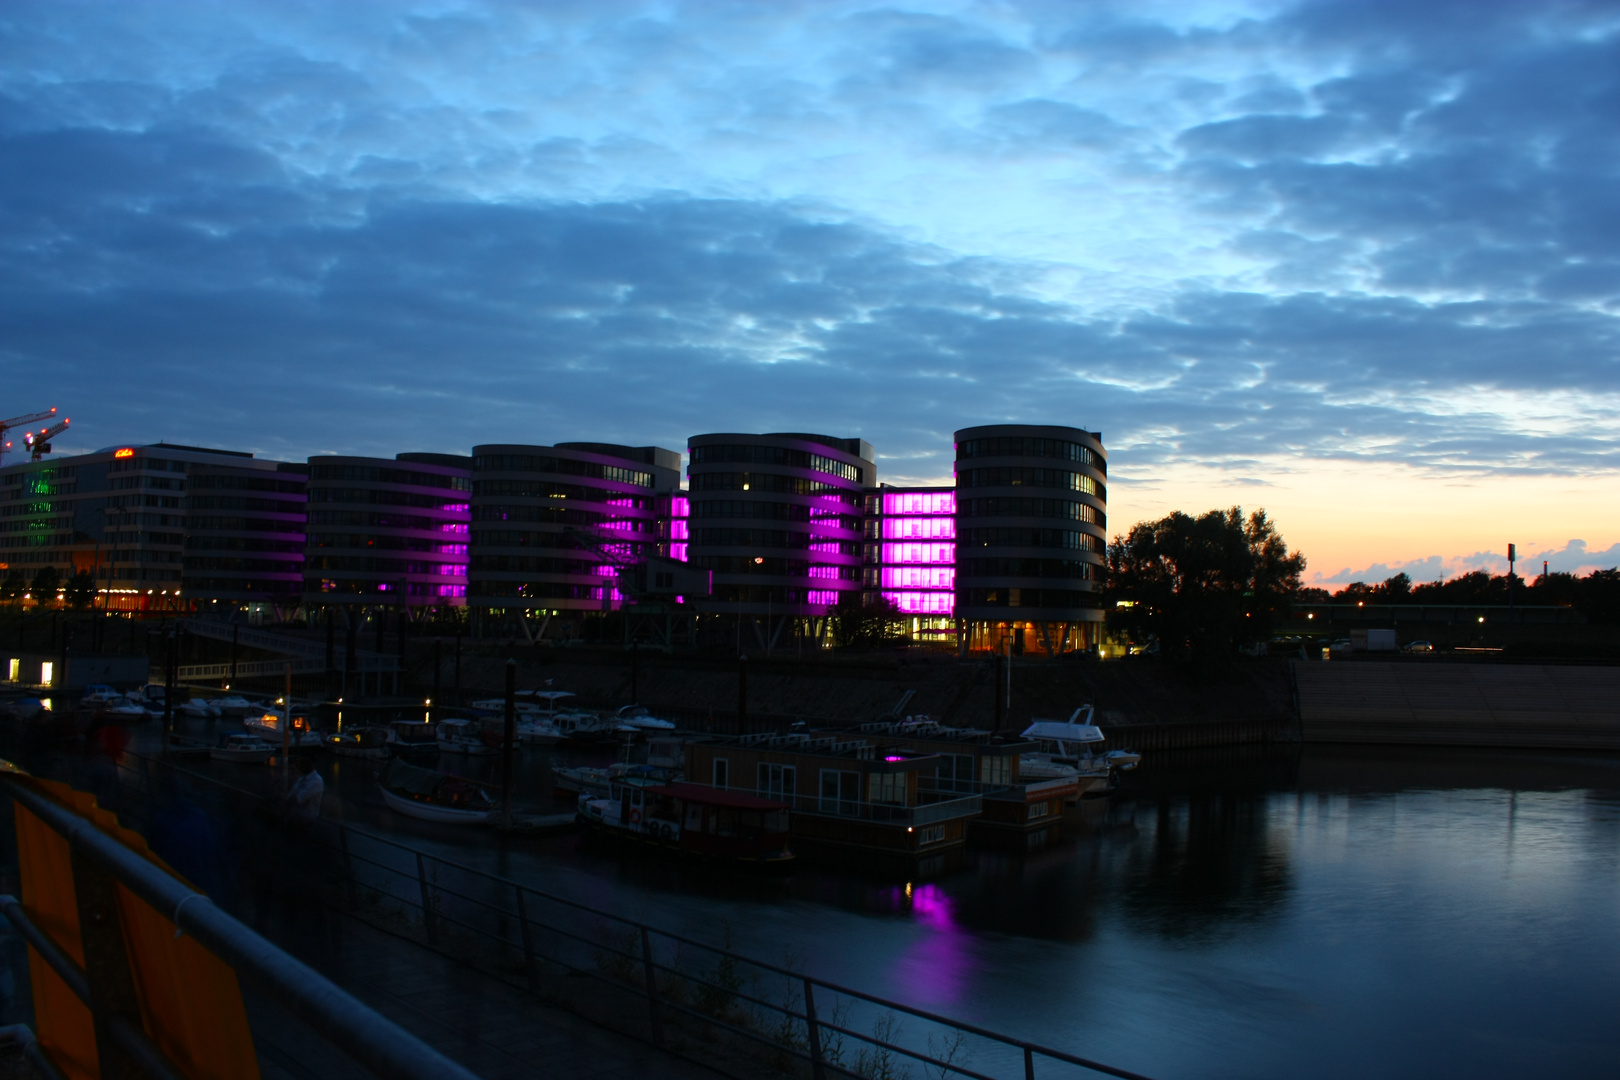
[440,522,469,535]
[670,520,688,540]
[883,591,955,614]
[882,517,955,540]
[670,543,688,562]
[882,542,955,565]
[436,585,466,598]
[807,565,841,579]
[436,543,469,555]
[442,503,470,513]
[883,492,955,516]
[882,567,954,589]
[672,496,690,517]
[807,590,839,606]
[438,564,467,576]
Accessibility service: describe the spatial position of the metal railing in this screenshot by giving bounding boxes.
[0,774,482,1080]
[98,751,1156,1080]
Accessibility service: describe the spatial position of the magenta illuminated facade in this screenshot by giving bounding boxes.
[864,486,956,636]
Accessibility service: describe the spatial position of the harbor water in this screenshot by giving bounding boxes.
[16,713,1620,1079]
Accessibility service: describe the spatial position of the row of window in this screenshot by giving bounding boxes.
[189,495,304,513]
[306,534,468,553]
[470,555,623,575]
[958,497,1104,525]
[471,456,654,489]
[689,444,864,483]
[2,467,76,485]
[467,581,613,600]
[695,556,860,578]
[109,476,181,491]
[957,436,1103,472]
[309,488,469,512]
[308,510,466,532]
[184,557,305,573]
[308,464,471,491]
[188,474,307,494]
[186,516,306,533]
[471,479,655,504]
[960,528,1103,552]
[185,537,305,553]
[109,458,185,474]
[305,556,468,574]
[959,557,1095,579]
[957,468,1103,498]
[711,584,850,604]
[688,473,864,501]
[961,588,1102,608]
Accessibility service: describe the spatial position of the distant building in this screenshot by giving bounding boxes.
[0,442,300,614]
[183,457,307,611]
[686,433,874,636]
[953,424,1108,654]
[302,453,471,611]
[467,443,681,635]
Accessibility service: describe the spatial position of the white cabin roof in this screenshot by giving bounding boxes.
[1020,720,1105,743]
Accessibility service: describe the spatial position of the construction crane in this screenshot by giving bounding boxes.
[23,417,69,462]
[0,407,56,465]
[563,524,712,608]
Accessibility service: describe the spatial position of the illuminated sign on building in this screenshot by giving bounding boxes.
[114,448,135,459]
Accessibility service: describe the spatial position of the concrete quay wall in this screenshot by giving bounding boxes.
[1294,661,1620,750]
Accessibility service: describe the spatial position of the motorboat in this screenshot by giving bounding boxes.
[577,778,795,869]
[98,695,151,722]
[553,760,663,800]
[1,698,49,721]
[469,689,579,719]
[1020,706,1138,795]
[176,698,222,719]
[612,704,678,732]
[325,726,390,760]
[437,717,498,756]
[385,720,440,758]
[209,733,276,764]
[516,718,564,746]
[244,711,324,749]
[212,695,259,718]
[553,709,615,743]
[379,758,495,824]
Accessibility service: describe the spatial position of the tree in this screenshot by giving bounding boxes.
[0,569,26,604]
[29,566,61,605]
[830,592,906,649]
[1105,507,1305,663]
[64,570,96,610]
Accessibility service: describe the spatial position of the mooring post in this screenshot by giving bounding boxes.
[640,926,663,1046]
[803,977,825,1080]
[416,852,436,946]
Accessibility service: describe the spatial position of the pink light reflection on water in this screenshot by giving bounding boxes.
[886,882,971,1008]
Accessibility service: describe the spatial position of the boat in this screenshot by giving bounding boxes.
[97,695,151,722]
[1019,706,1137,795]
[612,704,678,732]
[469,689,579,719]
[578,778,795,869]
[553,760,666,800]
[209,733,276,764]
[379,758,495,824]
[212,695,259,718]
[325,726,391,759]
[516,718,564,746]
[553,709,615,744]
[385,720,440,758]
[244,711,324,749]
[176,698,222,719]
[437,717,499,756]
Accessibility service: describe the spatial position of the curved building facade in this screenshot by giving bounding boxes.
[468,443,681,630]
[953,425,1107,654]
[303,453,472,610]
[687,433,874,621]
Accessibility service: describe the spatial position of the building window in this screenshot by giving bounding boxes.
[758,763,796,800]
[39,661,53,687]
[867,772,906,805]
[982,756,1012,786]
[936,754,975,793]
[1028,800,1050,821]
[819,769,860,815]
[6,658,16,682]
[916,825,945,845]
[713,758,729,789]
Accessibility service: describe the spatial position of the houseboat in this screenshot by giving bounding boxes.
[578,777,795,869]
[681,731,983,866]
[325,726,390,759]
[436,717,498,755]
[385,720,440,758]
[244,711,324,749]
[1020,706,1139,794]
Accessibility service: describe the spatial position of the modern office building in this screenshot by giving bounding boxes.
[686,433,874,631]
[302,454,471,611]
[467,443,681,631]
[864,485,956,642]
[0,442,300,613]
[953,424,1107,654]
[183,457,308,611]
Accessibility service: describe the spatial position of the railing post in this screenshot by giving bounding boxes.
[337,825,358,909]
[1024,1045,1035,1080]
[639,926,663,1046]
[515,886,538,993]
[416,853,437,946]
[803,977,826,1080]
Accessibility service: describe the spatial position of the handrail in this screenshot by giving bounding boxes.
[1,777,483,1080]
[110,750,1155,1080]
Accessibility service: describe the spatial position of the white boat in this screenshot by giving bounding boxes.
[99,696,151,721]
[517,718,564,746]
[176,698,222,719]
[553,760,664,800]
[379,758,495,824]
[553,709,615,743]
[469,689,580,719]
[212,695,259,718]
[612,704,678,732]
[385,719,440,757]
[244,712,324,749]
[210,733,276,764]
[437,717,498,755]
[1020,706,1127,795]
[325,726,390,759]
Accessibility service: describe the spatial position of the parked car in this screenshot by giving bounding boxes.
[1403,640,1434,653]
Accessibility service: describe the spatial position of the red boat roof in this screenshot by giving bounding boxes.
[661,782,788,811]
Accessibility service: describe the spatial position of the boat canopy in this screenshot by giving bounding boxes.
[1020,707,1105,744]
[384,758,450,795]
[661,782,790,812]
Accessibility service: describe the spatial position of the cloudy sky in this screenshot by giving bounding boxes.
[3,1,1618,584]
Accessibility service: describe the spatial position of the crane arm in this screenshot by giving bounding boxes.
[0,407,55,429]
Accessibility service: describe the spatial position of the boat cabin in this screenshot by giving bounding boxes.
[586,776,793,865]
[387,720,439,751]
